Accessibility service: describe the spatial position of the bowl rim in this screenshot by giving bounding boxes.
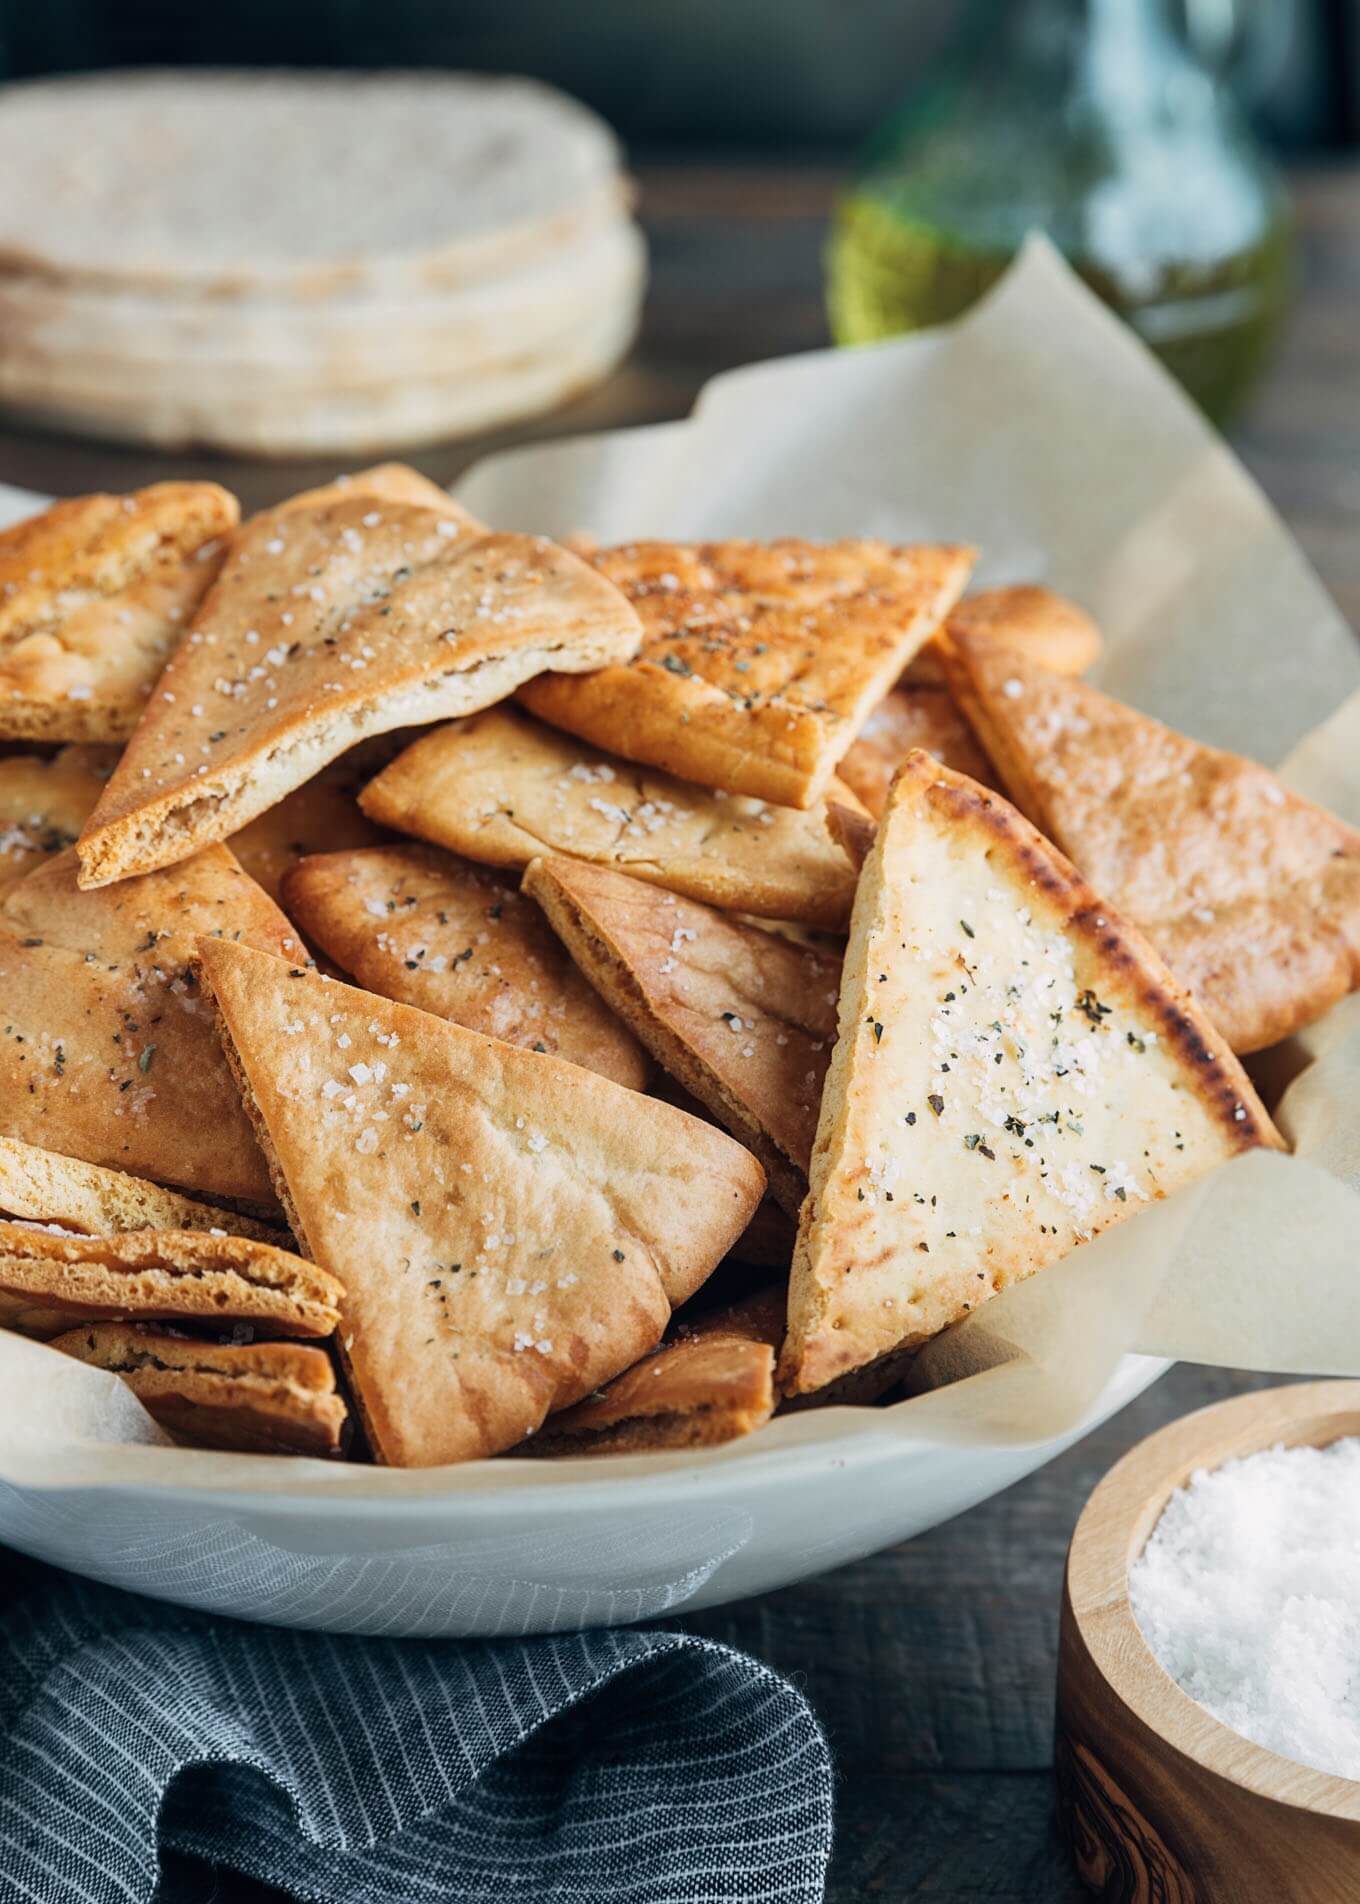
[1066,1378,1360,1821]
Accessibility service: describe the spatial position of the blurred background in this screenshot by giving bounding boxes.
[0,0,1353,630]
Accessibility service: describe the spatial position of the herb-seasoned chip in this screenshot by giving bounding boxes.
[520,537,972,808]
[943,626,1360,1053]
[51,1325,348,1457]
[75,486,642,887]
[525,856,839,1215]
[283,842,648,1087]
[0,745,115,894]
[0,483,238,742]
[361,705,865,931]
[0,1223,342,1340]
[782,751,1281,1395]
[526,1287,783,1456]
[197,939,766,1466]
[0,845,298,1204]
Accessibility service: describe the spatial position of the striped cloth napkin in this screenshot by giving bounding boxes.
[0,1554,832,1902]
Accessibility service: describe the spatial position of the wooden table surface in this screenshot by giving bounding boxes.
[9,162,1355,1904]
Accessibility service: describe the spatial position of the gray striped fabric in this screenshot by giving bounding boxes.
[0,1555,832,1903]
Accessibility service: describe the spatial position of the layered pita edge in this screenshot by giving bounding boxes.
[781,749,1284,1396]
[49,1322,348,1457]
[523,853,814,1217]
[0,1133,288,1245]
[0,1220,344,1341]
[73,508,644,889]
[521,541,975,810]
[193,934,768,1466]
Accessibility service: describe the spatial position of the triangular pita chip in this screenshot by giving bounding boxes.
[51,1324,348,1457]
[903,583,1101,687]
[282,842,648,1088]
[0,1222,342,1339]
[0,744,115,894]
[525,1286,783,1456]
[524,856,839,1215]
[782,751,1281,1395]
[0,482,238,742]
[229,763,391,904]
[75,490,642,886]
[0,1135,285,1243]
[197,939,766,1465]
[943,627,1360,1053]
[0,844,299,1204]
[520,537,973,808]
[360,705,864,931]
[838,687,997,816]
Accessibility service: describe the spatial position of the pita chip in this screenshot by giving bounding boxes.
[196,939,766,1466]
[281,843,648,1087]
[0,1223,342,1340]
[0,482,238,742]
[0,844,299,1204]
[838,688,997,817]
[0,1135,285,1244]
[51,1325,348,1457]
[525,1287,783,1456]
[75,489,642,886]
[782,751,1281,1395]
[943,627,1360,1053]
[520,537,973,808]
[0,744,115,894]
[360,705,864,931]
[524,856,840,1215]
[903,583,1102,687]
[229,764,391,904]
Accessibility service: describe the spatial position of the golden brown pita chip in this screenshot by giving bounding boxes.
[197,938,766,1466]
[0,744,115,894]
[525,856,839,1215]
[781,752,1281,1395]
[903,583,1102,687]
[525,1287,782,1455]
[0,1222,342,1339]
[520,538,972,809]
[943,627,1360,1054]
[0,1135,285,1243]
[278,463,477,523]
[50,1323,348,1456]
[0,844,298,1204]
[229,765,390,904]
[282,842,648,1087]
[838,687,997,816]
[75,491,642,887]
[0,483,238,742]
[360,705,863,931]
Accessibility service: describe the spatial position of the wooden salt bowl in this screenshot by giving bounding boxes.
[1056,1380,1360,1903]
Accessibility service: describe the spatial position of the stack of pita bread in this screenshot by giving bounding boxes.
[0,71,644,454]
[2,462,1355,1466]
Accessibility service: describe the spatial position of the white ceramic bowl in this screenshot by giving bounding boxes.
[0,1357,1166,1634]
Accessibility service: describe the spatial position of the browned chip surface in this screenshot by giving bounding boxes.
[198,938,766,1466]
[525,856,840,1214]
[837,688,997,816]
[282,842,648,1087]
[526,1286,783,1455]
[51,1323,348,1456]
[75,491,642,887]
[0,1135,286,1243]
[0,844,299,1204]
[0,482,238,741]
[782,751,1281,1395]
[360,705,863,931]
[520,537,972,807]
[943,627,1360,1053]
[229,766,391,905]
[0,744,115,893]
[0,1222,343,1339]
[904,583,1102,687]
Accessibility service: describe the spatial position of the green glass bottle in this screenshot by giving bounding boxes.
[827,0,1292,422]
